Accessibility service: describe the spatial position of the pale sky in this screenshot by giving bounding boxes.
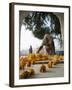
[20,25,42,51]
[20,24,62,52]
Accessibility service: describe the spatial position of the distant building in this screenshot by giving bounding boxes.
[29,45,33,53]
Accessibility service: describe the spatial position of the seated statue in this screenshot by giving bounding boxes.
[37,34,55,55]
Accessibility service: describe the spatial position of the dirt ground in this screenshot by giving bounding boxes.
[20,63,64,79]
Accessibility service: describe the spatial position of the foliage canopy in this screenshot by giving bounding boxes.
[23,12,61,39]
